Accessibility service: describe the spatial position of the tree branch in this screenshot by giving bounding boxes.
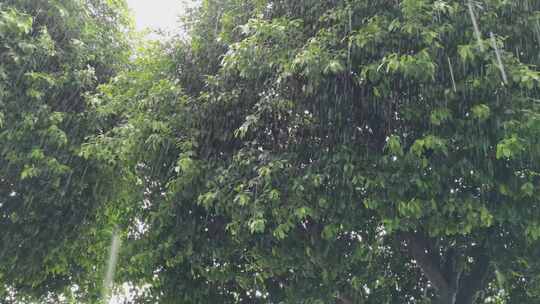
[455,252,490,304]
[398,232,451,294]
[443,247,462,291]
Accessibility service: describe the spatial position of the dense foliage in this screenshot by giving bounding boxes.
[3,0,540,304]
[0,0,130,301]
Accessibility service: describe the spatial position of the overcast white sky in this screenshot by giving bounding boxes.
[126,0,191,33]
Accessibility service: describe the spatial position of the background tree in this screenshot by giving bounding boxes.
[0,0,130,301]
[5,0,540,303]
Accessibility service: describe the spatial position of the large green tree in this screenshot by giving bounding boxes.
[5,0,540,303]
[93,0,540,303]
[0,0,130,301]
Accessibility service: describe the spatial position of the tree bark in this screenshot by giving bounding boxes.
[454,253,490,304]
[398,232,453,294]
[336,295,353,304]
[398,232,490,304]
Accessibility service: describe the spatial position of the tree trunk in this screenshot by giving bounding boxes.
[398,232,490,304]
[436,291,456,304]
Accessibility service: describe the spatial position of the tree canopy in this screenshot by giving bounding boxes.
[0,0,130,301]
[2,0,540,304]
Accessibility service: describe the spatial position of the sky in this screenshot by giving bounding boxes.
[126,0,192,33]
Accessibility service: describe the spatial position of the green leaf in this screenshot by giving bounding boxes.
[294,207,313,220]
[20,165,39,180]
[521,182,534,197]
[471,104,491,121]
[234,193,250,206]
[273,223,291,240]
[430,108,451,126]
[496,136,524,159]
[385,135,403,155]
[268,189,280,202]
[321,224,339,240]
[249,218,266,233]
[324,60,345,74]
[458,44,475,62]
[479,207,494,227]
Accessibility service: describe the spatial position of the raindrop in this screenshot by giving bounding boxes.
[536,20,540,45]
[467,0,484,51]
[347,8,353,71]
[447,56,457,92]
[103,227,122,303]
[490,32,508,84]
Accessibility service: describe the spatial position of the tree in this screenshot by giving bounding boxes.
[5,0,540,303]
[0,0,130,301]
[94,0,540,303]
